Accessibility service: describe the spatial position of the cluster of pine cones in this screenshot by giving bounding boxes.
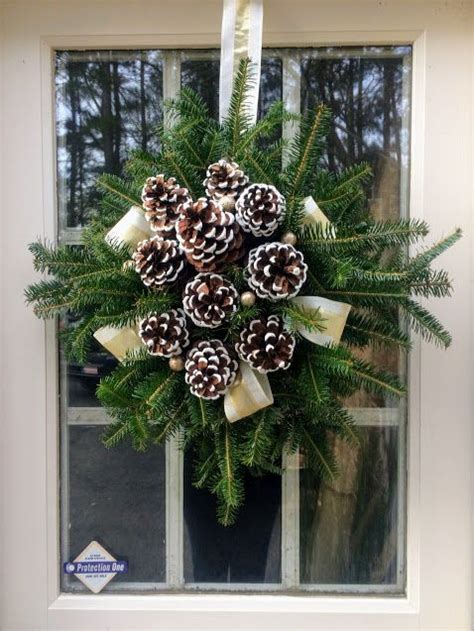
[131,159,308,400]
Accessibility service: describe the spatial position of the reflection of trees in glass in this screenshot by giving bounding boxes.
[299,50,410,587]
[56,51,163,227]
[181,55,282,122]
[301,47,411,410]
[300,427,399,585]
[259,58,282,117]
[301,47,410,220]
[181,59,220,120]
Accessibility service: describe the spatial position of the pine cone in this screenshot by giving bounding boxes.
[247,242,307,300]
[236,315,296,373]
[235,183,285,237]
[183,273,239,328]
[185,339,238,399]
[132,236,184,288]
[139,308,189,357]
[177,197,245,272]
[141,174,191,235]
[203,159,248,204]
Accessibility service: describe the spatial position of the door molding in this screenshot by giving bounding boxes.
[0,1,471,629]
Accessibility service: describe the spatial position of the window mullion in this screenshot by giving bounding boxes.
[162,49,185,590]
[281,50,301,590]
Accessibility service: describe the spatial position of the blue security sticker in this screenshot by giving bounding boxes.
[64,560,128,574]
[64,540,128,593]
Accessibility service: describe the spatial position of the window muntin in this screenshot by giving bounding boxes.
[56,45,411,594]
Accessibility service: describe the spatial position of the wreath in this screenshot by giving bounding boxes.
[26,60,460,525]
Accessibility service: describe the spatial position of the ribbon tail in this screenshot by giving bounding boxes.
[302,196,330,227]
[105,205,153,251]
[290,296,351,347]
[93,325,143,362]
[224,360,273,422]
[219,0,263,125]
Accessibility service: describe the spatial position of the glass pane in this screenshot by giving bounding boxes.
[260,57,283,117]
[180,55,283,587]
[300,425,400,585]
[66,334,117,408]
[183,455,281,584]
[56,50,163,228]
[299,45,410,591]
[62,426,166,591]
[301,46,411,411]
[181,56,220,120]
[180,54,282,121]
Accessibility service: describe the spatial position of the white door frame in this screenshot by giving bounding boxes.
[0,1,472,629]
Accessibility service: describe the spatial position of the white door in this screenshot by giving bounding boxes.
[0,1,472,629]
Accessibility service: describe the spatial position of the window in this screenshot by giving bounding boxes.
[56,46,411,594]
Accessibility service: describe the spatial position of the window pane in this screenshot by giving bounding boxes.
[180,54,282,121]
[183,456,281,585]
[300,425,400,585]
[66,331,117,408]
[181,56,220,119]
[62,426,166,591]
[56,50,163,228]
[180,55,283,587]
[299,46,410,591]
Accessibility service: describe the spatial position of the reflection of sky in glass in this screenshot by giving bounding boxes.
[56,47,410,229]
[56,50,163,227]
[301,47,411,167]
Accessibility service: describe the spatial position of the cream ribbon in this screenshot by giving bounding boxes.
[296,197,348,345]
[224,360,273,422]
[105,206,153,250]
[291,296,351,347]
[219,0,263,124]
[93,325,143,362]
[302,195,330,227]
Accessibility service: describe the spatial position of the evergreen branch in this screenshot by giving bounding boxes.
[302,429,337,481]
[224,58,254,155]
[279,302,327,335]
[287,104,330,199]
[408,229,462,272]
[102,420,130,448]
[401,299,452,348]
[301,219,429,252]
[345,313,411,349]
[162,151,199,198]
[96,174,141,208]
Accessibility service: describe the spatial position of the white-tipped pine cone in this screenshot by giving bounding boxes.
[132,236,184,288]
[177,197,245,272]
[183,273,239,328]
[236,315,296,373]
[203,159,248,204]
[139,309,189,357]
[235,183,285,237]
[141,175,191,235]
[247,242,307,300]
[185,339,238,400]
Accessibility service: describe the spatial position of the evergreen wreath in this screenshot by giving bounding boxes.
[25,60,461,525]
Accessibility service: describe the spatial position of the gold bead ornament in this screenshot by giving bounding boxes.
[169,355,185,371]
[281,231,297,246]
[219,195,236,212]
[240,290,256,307]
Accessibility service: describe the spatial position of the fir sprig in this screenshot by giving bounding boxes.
[24,64,460,525]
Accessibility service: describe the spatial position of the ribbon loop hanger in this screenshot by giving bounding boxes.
[219,0,264,124]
